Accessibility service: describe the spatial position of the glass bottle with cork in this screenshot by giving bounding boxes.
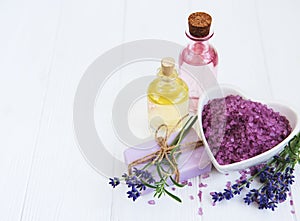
[147,57,189,132]
[179,12,218,113]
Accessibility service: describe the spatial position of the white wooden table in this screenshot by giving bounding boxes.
[1,0,300,220]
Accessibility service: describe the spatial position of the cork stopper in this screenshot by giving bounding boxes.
[161,57,175,76]
[188,12,212,38]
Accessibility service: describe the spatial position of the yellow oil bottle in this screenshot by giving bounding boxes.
[147,57,189,131]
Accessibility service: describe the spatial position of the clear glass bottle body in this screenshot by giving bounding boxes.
[147,69,189,131]
[179,32,218,113]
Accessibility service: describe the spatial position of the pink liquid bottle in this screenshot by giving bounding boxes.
[179,12,218,114]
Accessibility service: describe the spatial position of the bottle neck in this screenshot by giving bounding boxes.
[185,31,213,54]
[157,69,178,82]
[179,30,218,68]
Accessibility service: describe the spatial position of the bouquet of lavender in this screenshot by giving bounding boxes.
[211,132,300,210]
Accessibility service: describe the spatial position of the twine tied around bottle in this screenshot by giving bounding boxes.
[128,114,203,182]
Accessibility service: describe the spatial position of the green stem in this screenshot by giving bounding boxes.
[141,161,153,171]
[170,115,198,155]
[169,116,194,146]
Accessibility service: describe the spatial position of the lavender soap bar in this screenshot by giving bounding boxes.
[123,129,212,188]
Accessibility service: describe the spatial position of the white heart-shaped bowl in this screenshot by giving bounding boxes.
[198,84,300,173]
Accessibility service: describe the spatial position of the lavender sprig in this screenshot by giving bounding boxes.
[108,167,155,201]
[109,115,198,202]
[211,132,300,210]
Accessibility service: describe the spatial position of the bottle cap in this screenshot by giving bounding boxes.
[188,12,212,38]
[161,57,175,76]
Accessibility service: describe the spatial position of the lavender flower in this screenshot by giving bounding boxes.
[109,167,155,202]
[109,177,120,188]
[243,189,259,205]
[132,168,155,184]
[127,186,141,201]
[211,133,300,211]
[211,165,294,210]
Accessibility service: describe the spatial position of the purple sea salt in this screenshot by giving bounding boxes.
[199,182,208,188]
[226,181,231,190]
[198,190,202,202]
[181,180,188,185]
[238,170,248,181]
[198,207,203,216]
[148,200,156,205]
[201,173,210,179]
[202,95,292,165]
[239,170,246,175]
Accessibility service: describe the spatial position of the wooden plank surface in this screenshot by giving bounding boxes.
[0,0,61,220]
[0,0,299,221]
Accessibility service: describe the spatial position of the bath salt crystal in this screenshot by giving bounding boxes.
[181,180,188,185]
[198,207,203,216]
[148,200,155,205]
[199,182,208,188]
[201,173,210,179]
[198,190,202,202]
[226,181,231,189]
